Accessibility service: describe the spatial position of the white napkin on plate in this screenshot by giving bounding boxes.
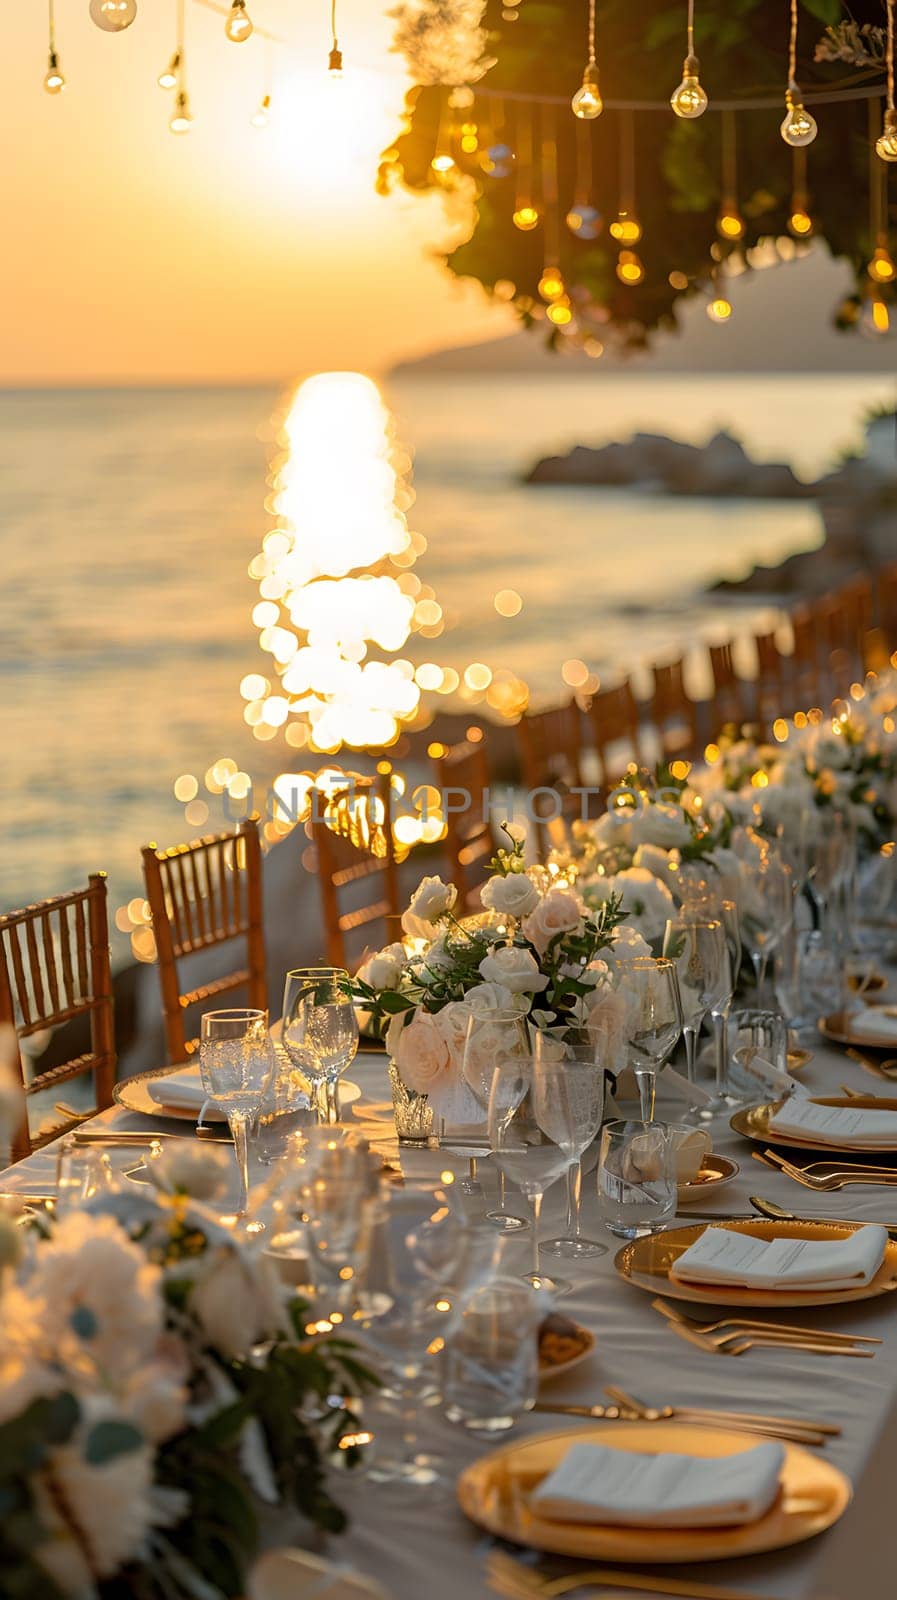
[769,1097,897,1148]
[144,1070,225,1122]
[530,1439,785,1528]
[850,1008,897,1042]
[671,1223,887,1291]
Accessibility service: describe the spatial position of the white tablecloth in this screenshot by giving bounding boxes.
[5,1039,897,1600]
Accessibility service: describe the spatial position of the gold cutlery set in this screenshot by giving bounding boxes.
[486,1547,781,1600]
[752,1146,897,1191]
[650,1296,878,1360]
[534,1381,840,1444]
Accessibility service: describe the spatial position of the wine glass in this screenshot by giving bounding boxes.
[661,917,728,1095]
[706,898,742,1109]
[618,957,682,1120]
[462,1006,531,1232]
[531,1035,607,1259]
[806,809,853,937]
[199,1008,275,1217]
[739,854,793,1003]
[487,1056,571,1293]
[282,968,358,1124]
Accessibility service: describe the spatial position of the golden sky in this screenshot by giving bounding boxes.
[3,0,511,384]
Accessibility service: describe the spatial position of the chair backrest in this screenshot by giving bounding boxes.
[708,640,746,734]
[141,817,267,1064]
[517,701,584,851]
[789,604,823,707]
[0,873,115,1161]
[875,561,897,645]
[586,679,642,799]
[435,738,493,911]
[650,658,699,761]
[309,773,400,971]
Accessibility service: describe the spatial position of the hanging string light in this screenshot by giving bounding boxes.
[225,0,253,44]
[706,277,734,322]
[328,0,343,75]
[571,0,602,120]
[89,0,137,31]
[612,112,644,283]
[169,0,192,132]
[512,102,540,229]
[781,0,817,148]
[671,0,708,119]
[716,111,745,241]
[877,0,897,161]
[538,107,567,310]
[430,96,457,179]
[567,118,602,237]
[44,0,65,93]
[787,147,813,236]
[868,99,896,285]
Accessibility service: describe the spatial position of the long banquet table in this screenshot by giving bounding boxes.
[5,1034,897,1600]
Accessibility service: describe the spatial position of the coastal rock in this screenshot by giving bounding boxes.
[525,430,810,498]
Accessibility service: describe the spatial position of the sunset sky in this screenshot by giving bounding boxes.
[4,0,511,385]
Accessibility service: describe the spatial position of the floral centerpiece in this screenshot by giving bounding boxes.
[0,1174,375,1600]
[352,826,632,1128]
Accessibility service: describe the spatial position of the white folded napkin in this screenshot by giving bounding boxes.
[850,1008,897,1042]
[671,1223,887,1291]
[530,1439,785,1528]
[145,1070,225,1122]
[769,1097,897,1148]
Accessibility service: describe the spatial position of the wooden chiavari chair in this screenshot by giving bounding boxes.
[309,772,400,971]
[141,817,266,1064]
[788,604,823,708]
[517,700,585,852]
[650,657,700,763]
[435,738,493,912]
[875,562,897,651]
[0,874,115,1162]
[585,679,643,801]
[708,640,747,735]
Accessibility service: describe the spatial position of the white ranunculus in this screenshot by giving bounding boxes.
[480,871,540,919]
[629,801,691,850]
[355,942,407,991]
[478,944,549,994]
[190,1244,287,1359]
[613,868,676,942]
[401,876,457,939]
[522,887,583,955]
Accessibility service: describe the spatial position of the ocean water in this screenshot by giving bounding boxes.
[2,371,893,942]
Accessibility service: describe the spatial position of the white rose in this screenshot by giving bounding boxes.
[356,942,407,991]
[588,809,634,849]
[629,801,691,850]
[522,887,583,955]
[478,945,549,994]
[190,1245,287,1358]
[613,868,676,942]
[480,872,540,919]
[401,876,457,939]
[465,981,525,1013]
[392,1010,453,1095]
[632,842,681,890]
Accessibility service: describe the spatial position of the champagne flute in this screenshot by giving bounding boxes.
[487,1056,571,1293]
[462,1007,531,1232]
[531,1035,607,1259]
[618,956,683,1119]
[661,917,727,1095]
[282,968,358,1124]
[199,1008,275,1217]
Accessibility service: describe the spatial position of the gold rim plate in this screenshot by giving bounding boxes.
[819,1011,897,1049]
[457,1421,850,1564]
[115,1066,361,1123]
[731,1094,897,1154]
[614,1216,897,1307]
[677,1153,739,1201]
[538,1324,596,1382]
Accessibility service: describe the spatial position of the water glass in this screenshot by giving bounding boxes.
[254,1053,315,1164]
[462,1006,531,1233]
[729,1008,788,1095]
[597,1119,676,1239]
[487,1056,571,1292]
[661,916,728,1094]
[444,1280,541,1434]
[55,1137,116,1213]
[282,968,358,1124]
[531,1034,607,1258]
[199,1008,275,1216]
[739,853,794,1002]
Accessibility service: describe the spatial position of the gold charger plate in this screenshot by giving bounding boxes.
[115,1065,361,1122]
[456,1421,850,1565]
[614,1216,897,1307]
[731,1094,897,1154]
[819,1010,897,1050]
[678,1153,739,1201]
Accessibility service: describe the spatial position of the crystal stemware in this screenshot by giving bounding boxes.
[739,854,793,1003]
[462,1006,531,1232]
[531,1035,607,1259]
[282,967,358,1124]
[618,956,682,1120]
[661,916,728,1096]
[199,1007,275,1217]
[487,1056,571,1293]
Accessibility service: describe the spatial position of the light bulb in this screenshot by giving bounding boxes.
[571,64,602,120]
[44,52,65,93]
[566,203,602,239]
[877,109,897,163]
[483,142,513,178]
[609,212,642,245]
[169,89,193,133]
[707,295,733,322]
[328,46,343,76]
[671,57,707,119]
[787,204,813,238]
[430,153,456,176]
[868,246,897,285]
[89,0,136,30]
[716,206,745,242]
[250,93,271,128]
[780,91,817,148]
[512,204,540,231]
[225,0,253,44]
[547,298,574,326]
[861,295,891,337]
[538,267,565,302]
[158,52,180,90]
[616,249,645,286]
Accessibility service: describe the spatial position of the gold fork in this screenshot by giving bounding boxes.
[760,1148,897,1191]
[651,1296,880,1344]
[486,1550,780,1600]
[667,1319,874,1358]
[602,1383,839,1439]
[751,1149,897,1183]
